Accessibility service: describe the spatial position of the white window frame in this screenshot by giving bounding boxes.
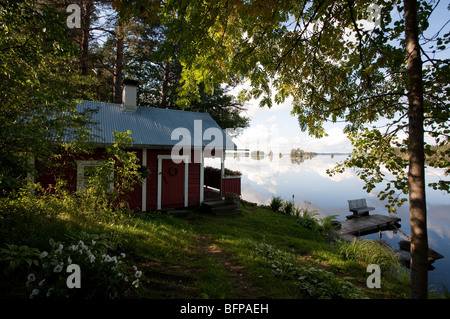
[76,160,114,194]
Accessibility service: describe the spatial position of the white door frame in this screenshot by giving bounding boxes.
[199,149,204,203]
[141,148,147,212]
[157,155,189,210]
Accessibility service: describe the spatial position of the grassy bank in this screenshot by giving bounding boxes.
[0,193,411,299]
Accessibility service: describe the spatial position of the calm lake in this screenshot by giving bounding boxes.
[206,153,450,294]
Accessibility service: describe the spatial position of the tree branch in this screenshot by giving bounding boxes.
[347,0,369,71]
[96,57,115,76]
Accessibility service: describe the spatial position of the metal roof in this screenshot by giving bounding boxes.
[74,101,237,150]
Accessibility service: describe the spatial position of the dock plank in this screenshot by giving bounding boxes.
[338,214,401,238]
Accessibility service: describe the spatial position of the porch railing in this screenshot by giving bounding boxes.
[221,176,241,197]
[204,166,241,198]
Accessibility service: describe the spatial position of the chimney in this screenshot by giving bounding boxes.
[122,79,138,110]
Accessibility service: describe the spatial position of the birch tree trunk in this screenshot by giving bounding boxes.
[404,0,428,299]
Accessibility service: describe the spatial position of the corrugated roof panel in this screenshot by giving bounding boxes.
[75,101,236,149]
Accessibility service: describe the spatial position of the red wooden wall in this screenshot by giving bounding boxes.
[36,148,202,212]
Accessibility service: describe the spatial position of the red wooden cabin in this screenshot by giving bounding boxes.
[35,80,241,211]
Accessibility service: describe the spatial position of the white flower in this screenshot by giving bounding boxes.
[121,253,126,258]
[132,279,140,288]
[55,244,63,254]
[70,245,78,251]
[38,279,45,287]
[29,288,39,299]
[78,240,87,250]
[27,273,36,282]
[88,253,95,263]
[46,287,54,297]
[91,240,96,245]
[53,263,63,273]
[132,265,137,271]
[26,273,36,287]
[134,270,142,278]
[40,251,48,258]
[67,256,72,264]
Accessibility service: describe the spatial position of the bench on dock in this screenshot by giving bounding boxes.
[347,199,375,220]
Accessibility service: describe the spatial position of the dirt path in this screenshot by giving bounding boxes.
[197,235,267,299]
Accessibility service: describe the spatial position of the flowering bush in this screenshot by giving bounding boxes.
[25,233,143,299]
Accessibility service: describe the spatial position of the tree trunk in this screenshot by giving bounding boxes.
[80,0,93,76]
[161,59,170,108]
[113,21,124,104]
[404,0,428,299]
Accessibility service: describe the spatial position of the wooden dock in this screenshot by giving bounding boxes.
[337,214,401,241]
[336,213,444,266]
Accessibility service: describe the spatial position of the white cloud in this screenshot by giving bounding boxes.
[233,105,352,154]
[228,80,354,154]
[222,153,357,193]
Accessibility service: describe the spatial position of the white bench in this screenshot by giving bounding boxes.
[347,199,375,219]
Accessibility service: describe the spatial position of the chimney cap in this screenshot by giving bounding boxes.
[122,79,139,86]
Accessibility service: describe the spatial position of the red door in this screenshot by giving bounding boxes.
[161,159,185,209]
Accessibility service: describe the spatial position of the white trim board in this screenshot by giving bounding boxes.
[199,150,204,203]
[141,149,147,212]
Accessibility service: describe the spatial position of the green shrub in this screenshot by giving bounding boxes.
[338,238,402,272]
[281,200,294,215]
[269,196,283,213]
[0,187,76,248]
[269,197,340,235]
[77,130,144,216]
[319,215,340,233]
[0,244,41,274]
[295,207,319,230]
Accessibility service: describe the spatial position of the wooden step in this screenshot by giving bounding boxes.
[202,200,241,216]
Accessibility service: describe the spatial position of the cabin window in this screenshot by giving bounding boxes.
[76,160,114,193]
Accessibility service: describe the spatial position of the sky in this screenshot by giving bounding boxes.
[229,91,353,154]
[228,1,449,155]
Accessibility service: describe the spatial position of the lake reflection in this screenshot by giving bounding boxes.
[206,153,450,294]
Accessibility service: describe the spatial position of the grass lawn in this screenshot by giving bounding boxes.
[0,196,410,299]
